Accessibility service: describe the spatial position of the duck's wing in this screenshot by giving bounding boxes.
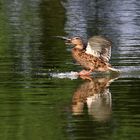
[85,36,112,62]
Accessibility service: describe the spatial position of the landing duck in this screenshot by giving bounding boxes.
[55,35,119,76]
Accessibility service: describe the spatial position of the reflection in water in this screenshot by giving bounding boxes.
[72,75,118,122]
[63,0,89,39]
[6,0,43,83]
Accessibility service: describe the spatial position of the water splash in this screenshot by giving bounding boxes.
[50,71,79,80]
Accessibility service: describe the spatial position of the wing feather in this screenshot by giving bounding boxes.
[85,36,112,62]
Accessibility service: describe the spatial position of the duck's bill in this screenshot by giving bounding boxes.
[52,36,70,40]
[52,36,72,44]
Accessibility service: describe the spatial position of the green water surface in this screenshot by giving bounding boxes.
[0,0,140,140]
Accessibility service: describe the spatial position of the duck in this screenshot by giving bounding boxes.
[55,35,119,76]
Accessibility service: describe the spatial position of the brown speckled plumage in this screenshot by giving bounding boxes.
[72,48,111,72]
[67,36,119,75]
[56,35,119,75]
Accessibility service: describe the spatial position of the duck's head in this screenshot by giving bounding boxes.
[53,36,85,50]
[66,37,85,50]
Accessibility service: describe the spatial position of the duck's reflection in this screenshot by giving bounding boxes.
[72,75,118,122]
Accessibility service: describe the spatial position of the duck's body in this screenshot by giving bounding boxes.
[55,35,119,75]
[68,36,118,75]
[72,47,111,72]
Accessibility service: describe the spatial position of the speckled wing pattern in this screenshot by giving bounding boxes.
[85,36,112,62]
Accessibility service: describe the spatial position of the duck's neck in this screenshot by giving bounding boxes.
[74,44,85,50]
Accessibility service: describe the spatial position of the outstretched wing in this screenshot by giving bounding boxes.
[85,36,112,62]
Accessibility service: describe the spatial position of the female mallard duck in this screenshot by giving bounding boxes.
[55,35,119,75]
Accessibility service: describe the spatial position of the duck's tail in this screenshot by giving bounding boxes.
[108,67,120,73]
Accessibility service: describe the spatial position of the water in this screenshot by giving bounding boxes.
[0,0,140,140]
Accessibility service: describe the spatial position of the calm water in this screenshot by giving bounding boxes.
[0,0,140,140]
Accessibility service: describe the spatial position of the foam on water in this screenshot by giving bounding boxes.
[50,71,79,80]
[50,70,120,79]
[49,66,139,79]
